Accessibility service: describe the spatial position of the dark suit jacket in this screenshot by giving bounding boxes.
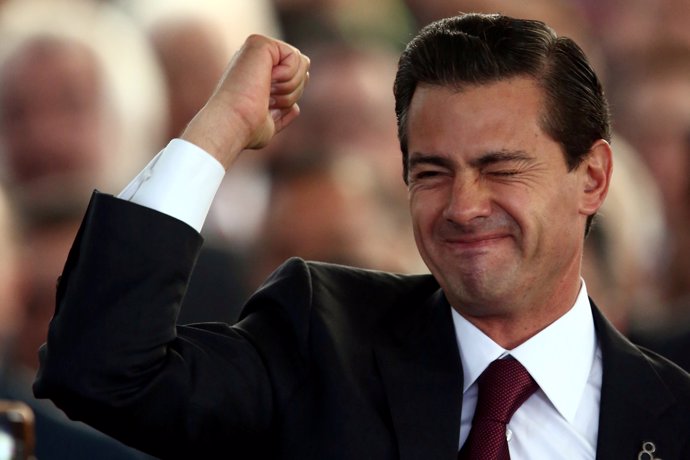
[33,193,690,459]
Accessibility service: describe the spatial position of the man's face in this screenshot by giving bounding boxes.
[0,40,107,186]
[406,77,588,321]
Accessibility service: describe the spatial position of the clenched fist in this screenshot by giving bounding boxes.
[182,35,310,169]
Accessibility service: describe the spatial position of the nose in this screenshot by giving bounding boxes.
[442,174,492,225]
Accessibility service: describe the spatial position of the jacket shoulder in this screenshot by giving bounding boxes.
[240,257,439,320]
[235,257,440,365]
[638,345,690,405]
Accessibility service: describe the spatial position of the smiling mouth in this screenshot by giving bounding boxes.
[441,234,510,249]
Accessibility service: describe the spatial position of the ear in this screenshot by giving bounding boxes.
[578,139,613,217]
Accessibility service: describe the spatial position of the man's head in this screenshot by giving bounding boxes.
[396,13,612,346]
[394,14,610,232]
[0,0,168,200]
[0,37,111,189]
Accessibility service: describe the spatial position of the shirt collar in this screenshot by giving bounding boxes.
[451,280,597,424]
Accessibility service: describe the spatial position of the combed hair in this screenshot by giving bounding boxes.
[394,13,610,180]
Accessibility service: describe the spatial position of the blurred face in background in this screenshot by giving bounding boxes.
[0,38,111,189]
[148,17,228,140]
[620,74,690,228]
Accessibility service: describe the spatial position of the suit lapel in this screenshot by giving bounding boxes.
[374,290,463,460]
[374,295,678,459]
[592,302,677,459]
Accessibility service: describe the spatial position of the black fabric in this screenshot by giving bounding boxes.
[33,192,690,459]
[179,242,250,325]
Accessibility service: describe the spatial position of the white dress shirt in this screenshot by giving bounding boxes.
[453,283,602,459]
[119,139,603,459]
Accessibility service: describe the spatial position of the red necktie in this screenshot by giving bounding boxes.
[458,358,538,460]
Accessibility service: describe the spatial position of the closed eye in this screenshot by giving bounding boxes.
[413,170,442,179]
[487,170,519,177]
[474,150,533,179]
[408,152,454,184]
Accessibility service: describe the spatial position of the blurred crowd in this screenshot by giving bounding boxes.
[0,0,687,457]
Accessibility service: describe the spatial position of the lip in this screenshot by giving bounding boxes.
[440,234,510,249]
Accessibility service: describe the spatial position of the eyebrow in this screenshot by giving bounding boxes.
[470,150,532,168]
[408,149,532,171]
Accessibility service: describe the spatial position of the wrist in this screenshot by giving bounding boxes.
[181,103,250,170]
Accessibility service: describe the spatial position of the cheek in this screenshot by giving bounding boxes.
[492,185,557,255]
[493,187,531,230]
[409,194,438,251]
[515,182,580,248]
[408,207,427,253]
[409,192,441,232]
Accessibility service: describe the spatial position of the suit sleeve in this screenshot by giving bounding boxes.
[33,192,275,459]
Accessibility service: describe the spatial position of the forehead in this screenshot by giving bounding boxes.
[406,77,550,155]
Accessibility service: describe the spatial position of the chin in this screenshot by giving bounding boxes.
[441,266,518,306]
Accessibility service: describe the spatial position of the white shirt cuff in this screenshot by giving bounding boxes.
[118,139,225,233]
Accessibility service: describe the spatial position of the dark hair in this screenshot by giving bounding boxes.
[394,13,610,233]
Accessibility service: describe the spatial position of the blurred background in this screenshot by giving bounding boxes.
[0,0,687,457]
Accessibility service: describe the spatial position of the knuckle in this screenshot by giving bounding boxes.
[245,34,270,49]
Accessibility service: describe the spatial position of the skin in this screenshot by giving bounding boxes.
[182,34,310,169]
[0,39,108,185]
[405,79,612,348]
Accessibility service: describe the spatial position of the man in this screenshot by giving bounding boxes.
[34,13,690,459]
[0,0,168,201]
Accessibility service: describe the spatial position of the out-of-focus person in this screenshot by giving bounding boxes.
[267,40,405,198]
[0,1,165,457]
[0,184,153,459]
[609,42,690,311]
[249,151,425,288]
[272,0,410,49]
[120,0,281,141]
[0,0,168,364]
[581,137,667,333]
[245,39,425,287]
[148,16,229,141]
[0,0,168,206]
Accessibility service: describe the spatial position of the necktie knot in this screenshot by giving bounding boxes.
[473,358,538,424]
